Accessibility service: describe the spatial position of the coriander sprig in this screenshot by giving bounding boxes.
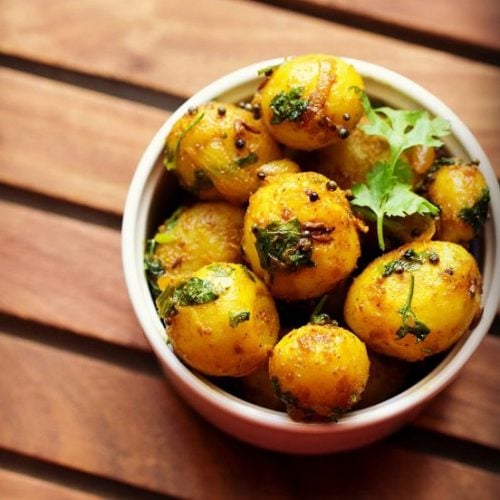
[351,93,449,250]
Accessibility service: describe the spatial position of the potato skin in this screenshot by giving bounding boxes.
[423,163,490,243]
[242,171,362,301]
[165,101,282,204]
[260,54,364,150]
[344,241,483,361]
[164,263,280,377]
[152,202,244,291]
[269,324,370,420]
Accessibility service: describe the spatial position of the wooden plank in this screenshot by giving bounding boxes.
[1,331,499,499]
[1,0,498,176]
[416,335,500,449]
[0,67,166,215]
[0,198,149,350]
[0,468,100,500]
[1,197,499,431]
[273,0,500,53]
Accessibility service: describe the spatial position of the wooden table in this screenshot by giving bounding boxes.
[1,1,499,498]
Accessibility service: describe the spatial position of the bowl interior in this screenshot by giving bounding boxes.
[122,57,500,434]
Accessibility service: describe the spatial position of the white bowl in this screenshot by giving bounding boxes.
[122,57,500,454]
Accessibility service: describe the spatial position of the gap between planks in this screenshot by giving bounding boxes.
[1,328,499,498]
[252,0,500,65]
[0,449,176,500]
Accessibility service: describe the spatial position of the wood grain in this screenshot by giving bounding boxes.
[1,330,499,499]
[0,66,166,215]
[0,198,149,350]
[271,0,500,53]
[416,335,500,449]
[1,1,498,178]
[0,469,100,500]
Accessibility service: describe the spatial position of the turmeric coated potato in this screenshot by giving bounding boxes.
[145,203,244,292]
[242,171,363,301]
[259,54,364,150]
[316,117,435,189]
[164,101,282,204]
[269,324,370,420]
[344,241,483,361]
[158,263,279,377]
[423,162,490,243]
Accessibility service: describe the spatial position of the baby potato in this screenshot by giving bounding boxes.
[269,324,370,421]
[164,101,282,204]
[344,241,483,361]
[259,54,364,150]
[242,171,363,301]
[316,117,435,189]
[146,202,244,292]
[158,263,279,377]
[423,162,490,243]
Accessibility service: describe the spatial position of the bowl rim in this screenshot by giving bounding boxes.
[122,56,500,435]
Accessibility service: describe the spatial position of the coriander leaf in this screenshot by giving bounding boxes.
[352,93,447,250]
[252,218,314,273]
[164,112,205,171]
[352,161,438,250]
[156,277,219,319]
[384,183,439,218]
[270,87,308,124]
[360,93,450,170]
[229,311,250,328]
[459,187,490,234]
[396,274,431,343]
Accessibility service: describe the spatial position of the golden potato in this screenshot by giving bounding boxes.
[145,202,244,293]
[316,116,435,189]
[344,241,483,361]
[259,54,364,150]
[164,101,282,204]
[242,171,363,301]
[423,162,490,243]
[157,263,280,377]
[269,324,370,420]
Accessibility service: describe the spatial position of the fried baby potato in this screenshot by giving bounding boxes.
[344,241,483,361]
[146,203,244,292]
[242,171,363,301]
[423,162,490,243]
[259,54,364,150]
[157,263,279,377]
[269,324,370,420]
[164,101,282,204]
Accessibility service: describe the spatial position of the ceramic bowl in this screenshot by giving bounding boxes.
[122,57,500,454]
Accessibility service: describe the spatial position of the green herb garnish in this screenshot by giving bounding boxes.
[144,238,164,298]
[459,187,490,234]
[235,152,258,167]
[156,277,219,319]
[382,248,439,277]
[164,112,205,171]
[351,93,447,250]
[270,86,308,124]
[309,294,338,326]
[229,311,250,328]
[396,274,430,342]
[153,207,186,244]
[252,218,314,273]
